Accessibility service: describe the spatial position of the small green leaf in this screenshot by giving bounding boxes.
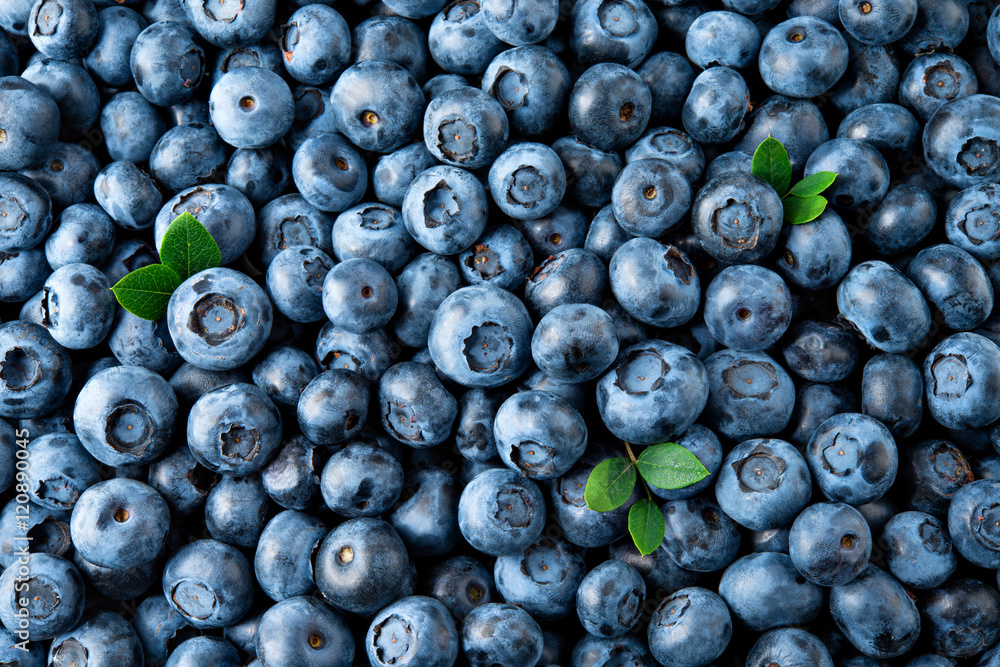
[628,498,666,556]
[110,264,182,321]
[750,136,792,197]
[784,194,829,225]
[636,443,710,490]
[788,171,837,198]
[158,212,222,282]
[584,457,637,512]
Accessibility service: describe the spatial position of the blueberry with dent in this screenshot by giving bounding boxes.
[427,285,533,388]
[596,340,709,445]
[702,349,796,442]
[266,246,334,324]
[422,86,508,169]
[691,172,783,265]
[402,165,489,256]
[162,539,254,629]
[806,412,898,505]
[923,332,1000,429]
[366,596,459,667]
[167,268,273,372]
[575,560,645,639]
[186,383,283,477]
[458,467,546,556]
[73,366,177,467]
[488,142,566,221]
[332,203,414,274]
[715,438,812,531]
[458,224,534,292]
[254,509,326,602]
[493,536,586,621]
[647,587,733,667]
[0,553,83,641]
[494,390,587,480]
[24,433,99,511]
[320,441,403,518]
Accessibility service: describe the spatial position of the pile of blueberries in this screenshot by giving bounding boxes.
[8,0,1000,664]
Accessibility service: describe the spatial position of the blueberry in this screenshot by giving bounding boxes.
[372,143,439,209]
[265,246,333,324]
[459,467,545,556]
[945,183,1000,261]
[947,479,1000,568]
[162,538,253,629]
[524,247,606,318]
[0,322,72,420]
[839,103,920,166]
[830,41,902,115]
[205,473,270,548]
[389,466,460,556]
[253,193,335,269]
[865,184,937,256]
[920,578,1000,658]
[610,238,700,328]
[759,17,849,98]
[164,637,240,667]
[575,560,645,638]
[518,205,589,257]
[148,446,218,516]
[597,340,709,445]
[149,124,227,193]
[211,41,283,85]
[830,564,922,658]
[861,353,924,439]
[402,165,489,255]
[703,349,796,441]
[636,53,692,125]
[332,204,414,274]
[260,435,320,511]
[186,383,282,477]
[320,440,403,518]
[461,603,543,667]
[611,158,691,237]
[27,0,98,59]
[738,96,830,175]
[255,596,354,667]
[94,161,162,231]
[548,452,637,547]
[837,260,932,353]
[691,172,783,264]
[493,390,586,479]
[25,433,99,511]
[482,46,570,136]
[130,21,205,107]
[716,438,812,531]
[900,53,978,122]
[662,497,741,572]
[924,333,1000,429]
[426,555,496,622]
[488,142,566,221]
[686,11,761,70]
[806,138,890,210]
[0,553,84,640]
[898,0,969,55]
[704,265,792,352]
[47,611,143,667]
[807,412,898,505]
[429,1,504,76]
[840,0,917,44]
[494,536,585,621]
[882,511,956,590]
[571,633,654,667]
[571,0,656,68]
[531,304,618,383]
[313,517,412,616]
[210,66,294,149]
[155,185,256,264]
[0,172,52,253]
[718,552,823,631]
[254,509,326,601]
[167,268,273,372]
[332,60,424,154]
[746,628,834,667]
[923,94,1000,188]
[20,59,99,142]
[902,439,973,517]
[225,146,291,208]
[315,322,392,382]
[458,224,534,292]
[428,285,533,388]
[682,66,751,145]
[279,5,350,85]
[647,587,732,667]
[569,62,650,152]
[422,86,508,169]
[0,500,71,568]
[378,361,457,447]
[182,0,273,48]
[73,366,177,467]
[480,0,558,46]
[292,132,367,213]
[366,596,459,667]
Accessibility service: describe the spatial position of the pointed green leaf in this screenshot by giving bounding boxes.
[750,136,792,197]
[784,194,829,225]
[159,212,222,282]
[110,264,182,321]
[788,171,837,198]
[584,457,637,512]
[628,498,665,556]
[636,443,710,490]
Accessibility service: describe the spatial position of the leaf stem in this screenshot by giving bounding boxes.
[623,441,653,500]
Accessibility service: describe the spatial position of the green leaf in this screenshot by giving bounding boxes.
[750,136,792,197]
[783,194,829,225]
[158,212,222,282]
[636,443,710,490]
[110,264,182,321]
[628,498,666,556]
[584,457,637,512]
[788,171,837,198]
